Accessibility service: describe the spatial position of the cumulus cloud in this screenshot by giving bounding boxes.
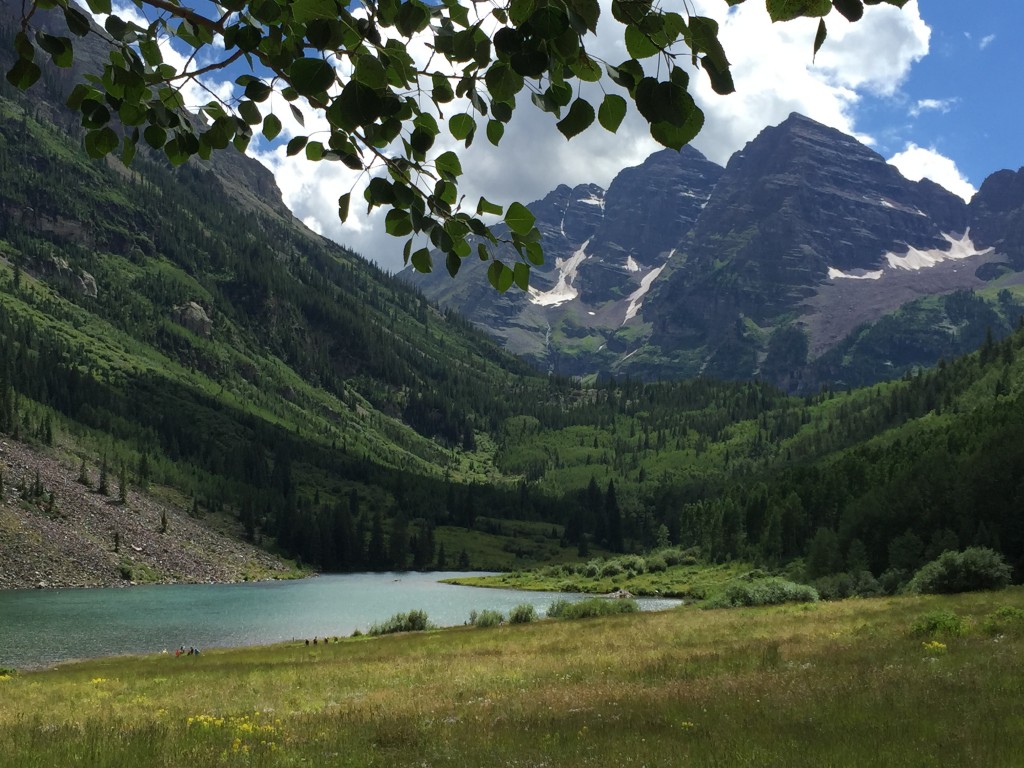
[909,98,958,117]
[94,0,938,272]
[888,143,976,202]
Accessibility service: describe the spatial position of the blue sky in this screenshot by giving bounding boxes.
[856,2,1024,190]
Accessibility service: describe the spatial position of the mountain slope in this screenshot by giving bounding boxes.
[411,113,1024,392]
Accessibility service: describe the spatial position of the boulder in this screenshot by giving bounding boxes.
[171,301,213,337]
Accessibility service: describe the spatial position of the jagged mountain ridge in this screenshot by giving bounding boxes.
[406,114,1024,391]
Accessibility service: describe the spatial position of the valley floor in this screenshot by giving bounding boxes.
[1,589,1022,766]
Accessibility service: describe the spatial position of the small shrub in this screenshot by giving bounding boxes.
[620,555,647,574]
[508,603,537,624]
[473,609,504,628]
[910,609,969,639]
[705,578,819,609]
[906,547,1012,594]
[599,560,624,578]
[583,561,600,578]
[814,570,881,601]
[367,609,432,636]
[547,597,639,620]
[981,606,1024,636]
[645,554,668,572]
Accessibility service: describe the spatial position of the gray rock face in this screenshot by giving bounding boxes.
[408,113,1024,390]
[172,301,213,338]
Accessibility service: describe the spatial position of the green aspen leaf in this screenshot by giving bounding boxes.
[556,98,595,140]
[485,62,524,102]
[813,18,827,59]
[5,59,41,90]
[446,251,462,278]
[434,151,462,181]
[411,247,432,273]
[63,6,91,37]
[504,202,535,235]
[688,16,729,72]
[477,197,503,216]
[486,119,504,146]
[292,0,339,23]
[85,0,112,13]
[396,1,430,36]
[287,135,308,155]
[263,113,282,141]
[367,177,397,205]
[650,104,704,150]
[832,0,864,21]
[509,0,536,26]
[233,131,251,153]
[143,124,166,149]
[702,54,735,95]
[338,192,351,221]
[524,241,544,266]
[244,79,272,102]
[84,126,119,158]
[36,34,73,68]
[487,260,515,293]
[410,127,435,154]
[289,57,335,96]
[570,52,603,82]
[478,243,490,261]
[766,0,831,22]
[385,209,414,236]
[449,113,475,141]
[305,140,324,161]
[139,38,161,66]
[565,0,600,33]
[625,24,660,59]
[238,100,261,125]
[513,262,531,291]
[354,55,388,90]
[598,94,627,132]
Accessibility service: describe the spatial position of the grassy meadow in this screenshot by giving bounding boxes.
[2,589,1023,767]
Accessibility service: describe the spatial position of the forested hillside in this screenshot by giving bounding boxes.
[0,1,1022,589]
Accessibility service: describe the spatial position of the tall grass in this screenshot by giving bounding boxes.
[1,589,1023,767]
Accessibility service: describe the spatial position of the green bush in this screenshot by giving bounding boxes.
[508,603,537,624]
[547,597,639,619]
[599,560,624,578]
[981,606,1024,636]
[705,578,819,609]
[367,609,432,636]
[910,609,969,638]
[644,554,668,573]
[906,547,1012,594]
[814,570,881,601]
[472,609,504,628]
[619,555,647,574]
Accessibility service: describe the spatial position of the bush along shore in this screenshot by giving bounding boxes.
[1,588,1023,767]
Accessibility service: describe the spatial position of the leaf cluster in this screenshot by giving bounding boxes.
[7,0,908,290]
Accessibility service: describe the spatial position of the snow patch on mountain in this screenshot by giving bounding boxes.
[626,256,640,273]
[829,267,883,280]
[622,250,674,325]
[884,229,993,271]
[528,241,590,307]
[579,194,605,209]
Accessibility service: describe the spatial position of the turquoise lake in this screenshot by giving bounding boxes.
[0,572,680,669]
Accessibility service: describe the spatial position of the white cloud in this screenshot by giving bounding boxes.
[94,0,937,273]
[888,143,976,202]
[979,34,996,50]
[909,98,958,117]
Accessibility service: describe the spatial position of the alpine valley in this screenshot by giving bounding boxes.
[2,0,1024,597]
[405,113,1024,394]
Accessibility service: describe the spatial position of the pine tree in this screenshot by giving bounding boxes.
[77,458,90,488]
[97,455,109,496]
[118,464,128,503]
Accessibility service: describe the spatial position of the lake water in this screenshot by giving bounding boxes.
[0,572,680,669]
